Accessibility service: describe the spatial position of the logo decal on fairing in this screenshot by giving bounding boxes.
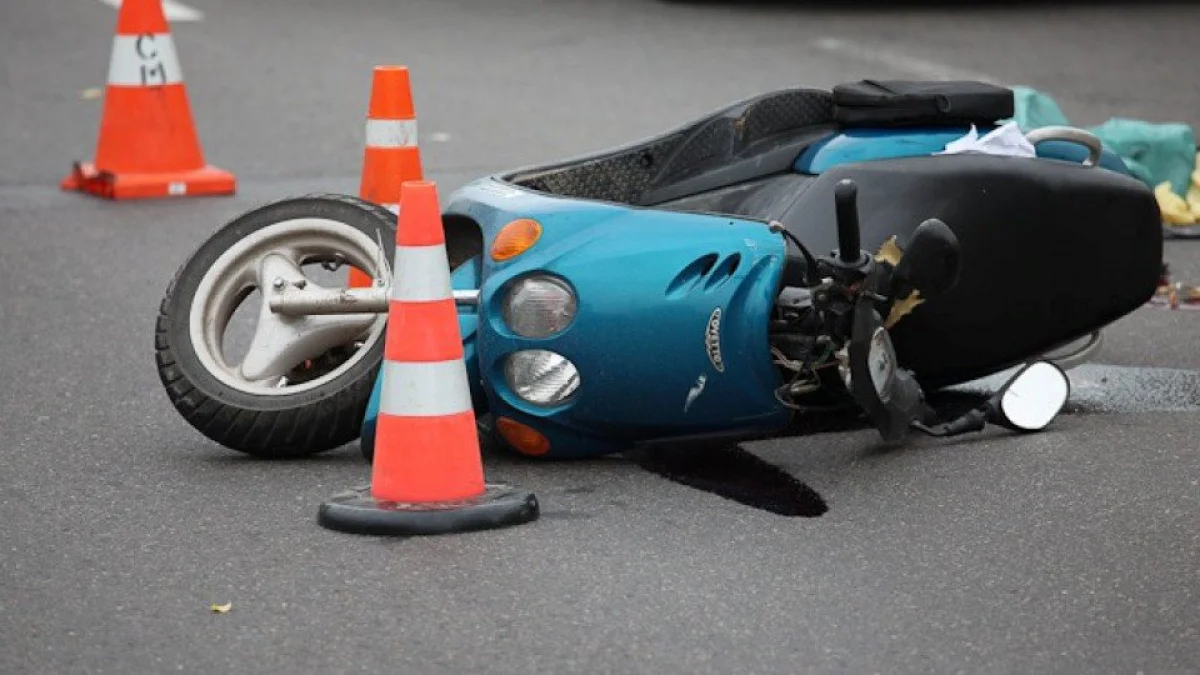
[684,374,708,413]
[705,308,725,373]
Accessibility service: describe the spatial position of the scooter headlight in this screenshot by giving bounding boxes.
[503,275,576,338]
[505,349,580,407]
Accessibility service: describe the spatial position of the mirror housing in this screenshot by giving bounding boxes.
[892,218,962,300]
[990,361,1071,432]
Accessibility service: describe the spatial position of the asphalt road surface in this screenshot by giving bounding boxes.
[3,1,1199,673]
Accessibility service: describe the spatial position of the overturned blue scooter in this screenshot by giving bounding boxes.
[153,81,1163,461]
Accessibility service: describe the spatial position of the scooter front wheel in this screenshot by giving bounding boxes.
[155,193,397,458]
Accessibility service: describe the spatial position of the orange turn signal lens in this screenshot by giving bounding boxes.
[491,219,542,261]
[496,417,552,456]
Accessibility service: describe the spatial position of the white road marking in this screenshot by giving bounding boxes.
[93,0,205,22]
[815,37,1002,84]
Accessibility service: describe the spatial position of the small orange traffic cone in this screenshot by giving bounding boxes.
[348,65,425,288]
[318,181,539,536]
[61,0,235,200]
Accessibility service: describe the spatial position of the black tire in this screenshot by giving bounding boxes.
[154,193,397,458]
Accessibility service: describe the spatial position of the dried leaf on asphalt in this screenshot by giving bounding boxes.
[210,602,232,614]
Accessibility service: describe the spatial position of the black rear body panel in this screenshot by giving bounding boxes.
[660,155,1163,387]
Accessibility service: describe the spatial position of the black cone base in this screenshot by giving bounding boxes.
[317,483,539,536]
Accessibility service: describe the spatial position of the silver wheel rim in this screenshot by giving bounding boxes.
[187,217,390,396]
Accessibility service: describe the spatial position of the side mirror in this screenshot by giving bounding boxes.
[912,360,1072,438]
[892,218,962,299]
[990,361,1071,432]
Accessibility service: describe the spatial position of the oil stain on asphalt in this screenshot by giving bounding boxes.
[629,444,830,517]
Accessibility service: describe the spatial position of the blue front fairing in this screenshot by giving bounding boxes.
[362,177,790,459]
[479,196,789,452]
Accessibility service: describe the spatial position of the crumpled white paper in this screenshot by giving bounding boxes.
[937,121,1036,158]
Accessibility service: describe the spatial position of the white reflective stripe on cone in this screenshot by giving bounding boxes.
[379,360,473,417]
[365,119,419,148]
[389,243,453,302]
[108,34,184,86]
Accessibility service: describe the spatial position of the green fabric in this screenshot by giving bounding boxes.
[1088,118,1196,197]
[1008,86,1197,197]
[1012,86,1070,128]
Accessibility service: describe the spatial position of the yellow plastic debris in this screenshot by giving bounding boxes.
[1157,153,1200,227]
[210,602,232,614]
[1190,156,1200,220]
[1157,181,1196,225]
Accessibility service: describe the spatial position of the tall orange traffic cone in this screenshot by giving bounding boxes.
[348,65,425,288]
[61,0,235,200]
[318,181,539,536]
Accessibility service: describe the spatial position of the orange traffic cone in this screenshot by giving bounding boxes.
[318,181,539,536]
[348,65,425,288]
[61,0,235,200]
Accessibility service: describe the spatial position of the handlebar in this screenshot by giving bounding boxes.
[833,179,862,265]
